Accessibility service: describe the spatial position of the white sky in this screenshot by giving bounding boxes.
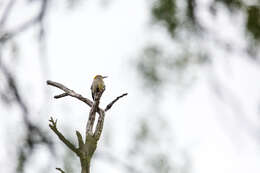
[1,0,260,173]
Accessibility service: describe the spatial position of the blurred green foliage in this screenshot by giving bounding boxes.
[247,6,260,40]
[152,0,260,40]
[152,0,178,37]
[215,0,243,10]
[138,0,260,91]
[137,44,209,92]
[137,46,163,90]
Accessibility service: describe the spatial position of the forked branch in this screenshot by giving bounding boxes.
[47,80,127,173]
[46,80,127,112]
[46,80,93,107]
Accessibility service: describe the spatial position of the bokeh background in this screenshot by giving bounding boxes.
[1,0,260,173]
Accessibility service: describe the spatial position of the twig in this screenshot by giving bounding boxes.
[49,117,79,156]
[56,168,65,173]
[46,80,93,107]
[54,93,69,98]
[76,130,84,149]
[105,93,128,112]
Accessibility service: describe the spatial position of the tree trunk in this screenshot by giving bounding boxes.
[80,158,90,173]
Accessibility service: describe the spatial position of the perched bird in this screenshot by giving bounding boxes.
[91,75,107,100]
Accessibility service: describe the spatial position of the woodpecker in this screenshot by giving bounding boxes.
[91,75,107,100]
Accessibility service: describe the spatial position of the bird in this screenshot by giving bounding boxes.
[91,75,107,101]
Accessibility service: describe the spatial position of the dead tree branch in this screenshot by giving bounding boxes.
[46,80,92,107]
[93,109,105,140]
[56,167,65,173]
[105,93,128,112]
[86,90,104,136]
[49,117,80,156]
[47,80,127,173]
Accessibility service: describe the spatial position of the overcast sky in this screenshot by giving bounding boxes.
[1,0,260,173]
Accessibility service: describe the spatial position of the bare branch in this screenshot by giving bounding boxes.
[56,168,65,173]
[54,93,69,99]
[105,93,128,112]
[47,80,108,138]
[49,117,79,156]
[76,130,84,149]
[86,90,104,136]
[47,80,128,173]
[94,93,127,140]
[94,110,105,141]
[46,80,93,107]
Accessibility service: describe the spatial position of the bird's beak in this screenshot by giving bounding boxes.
[102,76,108,79]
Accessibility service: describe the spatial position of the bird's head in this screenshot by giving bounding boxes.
[94,75,108,80]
